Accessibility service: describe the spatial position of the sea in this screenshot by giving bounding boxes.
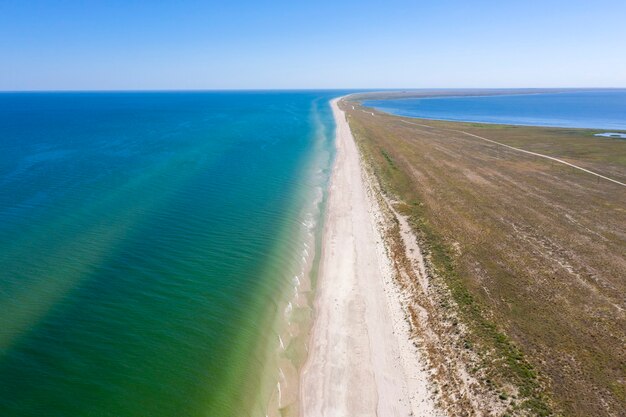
[0,91,345,417]
[363,90,626,130]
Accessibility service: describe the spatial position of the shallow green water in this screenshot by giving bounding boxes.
[0,91,341,416]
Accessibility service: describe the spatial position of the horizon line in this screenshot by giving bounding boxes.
[2,87,626,94]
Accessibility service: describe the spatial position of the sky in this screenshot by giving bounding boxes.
[1,0,625,90]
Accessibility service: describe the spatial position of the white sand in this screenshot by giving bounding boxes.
[299,99,441,417]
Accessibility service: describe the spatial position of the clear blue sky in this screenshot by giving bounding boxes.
[2,0,625,90]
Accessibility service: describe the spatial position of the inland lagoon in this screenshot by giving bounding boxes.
[363,90,626,130]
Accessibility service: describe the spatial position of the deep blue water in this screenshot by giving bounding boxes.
[363,90,626,129]
[0,91,344,416]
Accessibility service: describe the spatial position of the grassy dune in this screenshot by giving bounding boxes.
[342,100,626,416]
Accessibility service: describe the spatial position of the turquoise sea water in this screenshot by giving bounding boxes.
[0,91,342,416]
[363,90,626,129]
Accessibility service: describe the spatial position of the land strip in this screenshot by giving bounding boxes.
[340,99,626,416]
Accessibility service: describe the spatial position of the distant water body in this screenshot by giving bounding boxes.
[363,90,626,129]
[0,91,344,416]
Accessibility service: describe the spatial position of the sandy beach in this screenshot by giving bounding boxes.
[299,98,440,417]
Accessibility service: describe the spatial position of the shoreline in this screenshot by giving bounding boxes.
[299,98,440,416]
[360,109,626,131]
[265,103,335,417]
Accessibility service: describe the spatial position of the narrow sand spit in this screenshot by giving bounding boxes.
[299,99,441,417]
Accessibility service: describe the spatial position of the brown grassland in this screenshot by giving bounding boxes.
[341,99,626,416]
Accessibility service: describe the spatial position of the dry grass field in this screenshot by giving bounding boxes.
[341,99,626,416]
